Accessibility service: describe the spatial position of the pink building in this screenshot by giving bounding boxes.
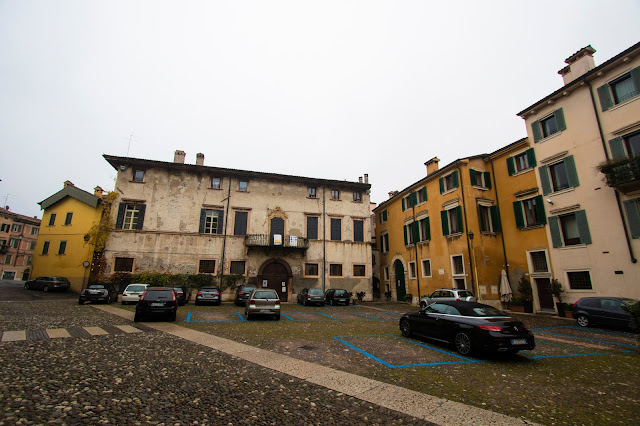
[0,207,40,280]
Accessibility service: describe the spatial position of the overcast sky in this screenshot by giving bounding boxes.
[1,1,639,219]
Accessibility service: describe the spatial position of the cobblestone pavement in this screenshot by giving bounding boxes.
[0,300,431,425]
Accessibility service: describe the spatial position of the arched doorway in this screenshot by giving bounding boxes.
[394,260,406,301]
[259,259,291,300]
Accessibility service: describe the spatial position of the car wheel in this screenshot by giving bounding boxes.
[43,285,49,292]
[121,301,127,305]
[134,313,141,322]
[274,314,281,320]
[195,300,200,306]
[246,313,252,320]
[106,297,111,304]
[303,298,307,306]
[170,313,176,322]
[400,319,412,337]
[345,300,349,306]
[78,300,84,305]
[420,302,427,309]
[331,299,335,306]
[454,332,473,356]
[24,283,30,290]
[577,314,590,327]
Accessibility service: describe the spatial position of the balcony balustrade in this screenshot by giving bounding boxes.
[600,156,640,194]
[244,234,309,250]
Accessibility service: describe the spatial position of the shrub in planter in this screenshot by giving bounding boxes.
[551,279,565,316]
[622,300,640,352]
[404,293,413,303]
[384,291,392,301]
[518,277,534,313]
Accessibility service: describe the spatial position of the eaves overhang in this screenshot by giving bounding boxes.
[39,185,101,210]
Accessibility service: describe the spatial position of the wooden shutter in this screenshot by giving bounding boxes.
[623,200,640,238]
[575,210,591,245]
[307,216,318,240]
[631,66,640,98]
[548,216,563,248]
[425,217,431,240]
[115,203,126,229]
[421,186,427,202]
[330,218,341,241]
[554,108,566,132]
[565,156,580,188]
[441,210,449,236]
[484,171,491,189]
[609,137,626,160]
[526,148,537,167]
[452,171,459,189]
[353,219,364,242]
[383,210,387,222]
[456,206,463,233]
[507,157,516,176]
[539,165,552,195]
[597,84,613,112]
[478,205,486,232]
[513,201,525,229]
[534,195,547,225]
[199,209,207,233]
[490,205,501,232]
[469,169,477,186]
[402,198,406,211]
[439,177,445,194]
[136,204,146,230]
[411,221,420,243]
[403,225,408,245]
[409,191,418,207]
[234,211,248,236]
[532,120,542,142]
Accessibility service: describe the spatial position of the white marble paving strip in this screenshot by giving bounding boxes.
[84,326,109,336]
[1,330,27,342]
[46,328,71,339]
[114,324,142,334]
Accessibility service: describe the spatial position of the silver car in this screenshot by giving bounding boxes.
[419,289,476,309]
[121,283,149,305]
[245,289,281,320]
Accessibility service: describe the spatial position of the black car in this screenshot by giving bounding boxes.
[297,288,325,306]
[325,289,350,306]
[24,276,70,292]
[173,286,192,306]
[572,297,636,329]
[195,287,221,306]
[399,301,535,356]
[134,287,178,322]
[78,283,118,304]
[234,285,257,306]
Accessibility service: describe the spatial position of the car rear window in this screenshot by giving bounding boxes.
[202,288,220,292]
[127,285,147,292]
[458,291,474,298]
[334,290,348,296]
[88,285,106,289]
[144,290,173,299]
[241,286,257,292]
[470,307,508,317]
[308,289,323,295]
[253,291,278,299]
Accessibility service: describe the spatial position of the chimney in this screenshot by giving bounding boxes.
[64,180,74,188]
[94,186,104,198]
[558,45,596,85]
[425,157,440,176]
[196,153,205,166]
[364,174,369,184]
[174,150,186,164]
[388,190,399,199]
[358,177,363,183]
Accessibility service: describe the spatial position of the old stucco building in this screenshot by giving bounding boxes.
[102,151,372,301]
[0,207,40,281]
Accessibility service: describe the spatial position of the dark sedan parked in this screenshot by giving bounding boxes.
[297,288,325,306]
[173,286,192,306]
[572,297,636,329]
[134,287,177,322]
[78,284,118,304]
[24,276,70,292]
[234,285,257,306]
[399,301,535,356]
[325,289,350,306]
[195,287,221,306]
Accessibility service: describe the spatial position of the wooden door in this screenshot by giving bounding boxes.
[262,262,289,300]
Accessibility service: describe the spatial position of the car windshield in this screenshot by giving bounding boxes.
[127,285,147,292]
[253,291,278,299]
[308,289,324,295]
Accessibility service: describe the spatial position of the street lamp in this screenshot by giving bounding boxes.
[467,231,480,300]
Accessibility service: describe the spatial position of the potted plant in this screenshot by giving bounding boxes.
[518,276,534,313]
[508,297,525,313]
[550,279,565,317]
[404,293,413,303]
[621,300,640,352]
[356,291,365,303]
[384,291,392,301]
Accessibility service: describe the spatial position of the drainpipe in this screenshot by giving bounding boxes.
[490,159,510,278]
[219,177,232,281]
[587,81,637,263]
[322,186,326,292]
[457,165,476,294]
[412,204,421,299]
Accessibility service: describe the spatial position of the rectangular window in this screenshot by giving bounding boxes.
[549,210,591,248]
[439,171,458,193]
[308,187,317,198]
[597,67,640,111]
[381,233,389,253]
[331,189,340,200]
[421,259,432,277]
[380,209,388,223]
[416,187,427,204]
[230,261,246,275]
[478,204,500,233]
[233,211,248,236]
[549,161,570,192]
[625,131,640,158]
[452,255,464,275]
[31,227,38,235]
[514,196,546,229]
[42,241,50,255]
[470,170,491,189]
[353,219,364,242]
[8,238,18,248]
[211,177,221,189]
[330,218,341,241]
[116,203,146,230]
[27,255,32,265]
[48,213,56,226]
[560,214,581,246]
[509,149,536,174]
[306,216,318,240]
[448,208,460,234]
[58,241,67,255]
[568,271,593,290]
[408,261,417,279]
[11,224,22,232]
[198,259,216,274]
[0,239,6,248]
[238,181,248,192]
[114,257,134,272]
[329,263,342,276]
[0,224,9,232]
[65,212,73,225]
[353,191,362,202]
[404,222,418,245]
[4,254,11,264]
[540,115,558,138]
[529,251,549,273]
[200,209,224,235]
[133,169,145,183]
[304,263,319,276]
[384,266,390,281]
[353,264,366,277]
[30,241,36,250]
[419,217,430,241]
[531,108,566,142]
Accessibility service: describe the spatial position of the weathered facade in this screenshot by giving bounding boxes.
[0,207,40,281]
[102,151,372,301]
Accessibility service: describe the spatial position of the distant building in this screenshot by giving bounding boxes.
[0,207,40,280]
[102,151,372,301]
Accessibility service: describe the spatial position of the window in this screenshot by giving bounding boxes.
[9,238,18,248]
[330,218,341,241]
[4,254,11,264]
[308,187,317,198]
[305,263,319,276]
[31,227,38,235]
[114,257,134,272]
[531,108,566,142]
[384,266,390,281]
[329,264,342,276]
[567,271,593,290]
[381,233,389,253]
[379,209,388,224]
[353,191,362,202]
[408,261,417,279]
[452,255,464,275]
[598,67,640,111]
[353,264,366,277]
[508,149,536,175]
[42,241,50,255]
[421,259,432,277]
[439,172,458,194]
[211,178,221,190]
[133,169,145,183]
[230,261,246,275]
[404,221,418,246]
[514,196,546,229]
[233,211,248,236]
[64,212,73,225]
[549,210,591,247]
[30,241,36,250]
[48,213,56,226]
[331,189,340,200]
[470,170,491,189]
[353,219,364,242]
[238,181,248,192]
[623,199,640,239]
[0,239,5,248]
[441,206,463,236]
[116,203,146,230]
[609,130,640,160]
[27,255,32,265]
[199,209,224,234]
[58,241,67,255]
[306,216,318,240]
[11,224,22,232]
[478,204,501,233]
[199,259,216,274]
[0,224,9,232]
[418,217,430,241]
[529,251,549,273]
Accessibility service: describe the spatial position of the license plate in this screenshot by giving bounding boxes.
[511,338,527,345]
[150,303,164,307]
[259,309,269,312]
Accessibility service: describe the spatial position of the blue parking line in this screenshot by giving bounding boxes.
[528,352,609,360]
[317,312,340,321]
[531,325,574,331]
[537,339,592,352]
[566,326,633,337]
[392,335,480,361]
[333,336,396,368]
[236,313,246,322]
[537,331,636,348]
[352,312,385,321]
[186,312,192,323]
[281,314,294,321]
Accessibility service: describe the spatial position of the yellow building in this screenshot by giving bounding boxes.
[31,181,106,293]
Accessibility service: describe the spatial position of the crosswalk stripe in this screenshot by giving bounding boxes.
[114,325,142,334]
[84,326,109,336]
[46,328,72,339]
[2,330,26,342]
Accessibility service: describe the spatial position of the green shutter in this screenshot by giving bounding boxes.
[452,171,459,189]
[484,171,491,189]
[609,137,626,160]
[136,204,146,230]
[439,177,444,194]
[539,165,552,195]
[199,209,207,233]
[564,156,580,188]
[597,84,613,111]
[534,195,547,225]
[526,148,537,167]
[412,221,420,243]
[441,210,449,236]
[402,198,405,211]
[549,216,563,248]
[383,210,387,222]
[456,206,464,233]
[116,203,126,229]
[532,120,542,142]
[216,210,224,234]
[425,217,431,240]
[469,169,477,186]
[554,108,566,132]
[477,205,486,232]
[623,199,640,238]
[409,192,418,207]
[403,225,408,246]
[421,186,427,202]
[507,157,516,176]
[513,201,525,229]
[630,66,640,100]
[575,210,591,245]
[490,205,501,232]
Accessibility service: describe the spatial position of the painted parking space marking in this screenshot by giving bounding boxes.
[531,326,636,349]
[1,330,26,342]
[186,312,244,323]
[84,326,109,336]
[46,328,71,339]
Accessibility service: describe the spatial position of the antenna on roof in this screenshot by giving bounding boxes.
[126,134,135,156]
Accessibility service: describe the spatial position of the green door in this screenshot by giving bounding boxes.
[394,260,406,301]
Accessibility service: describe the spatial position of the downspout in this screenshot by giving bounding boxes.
[457,165,476,294]
[587,81,637,263]
[412,204,421,299]
[489,159,510,278]
[219,177,232,281]
[322,186,326,292]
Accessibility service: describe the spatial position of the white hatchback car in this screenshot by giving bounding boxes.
[121,283,150,305]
